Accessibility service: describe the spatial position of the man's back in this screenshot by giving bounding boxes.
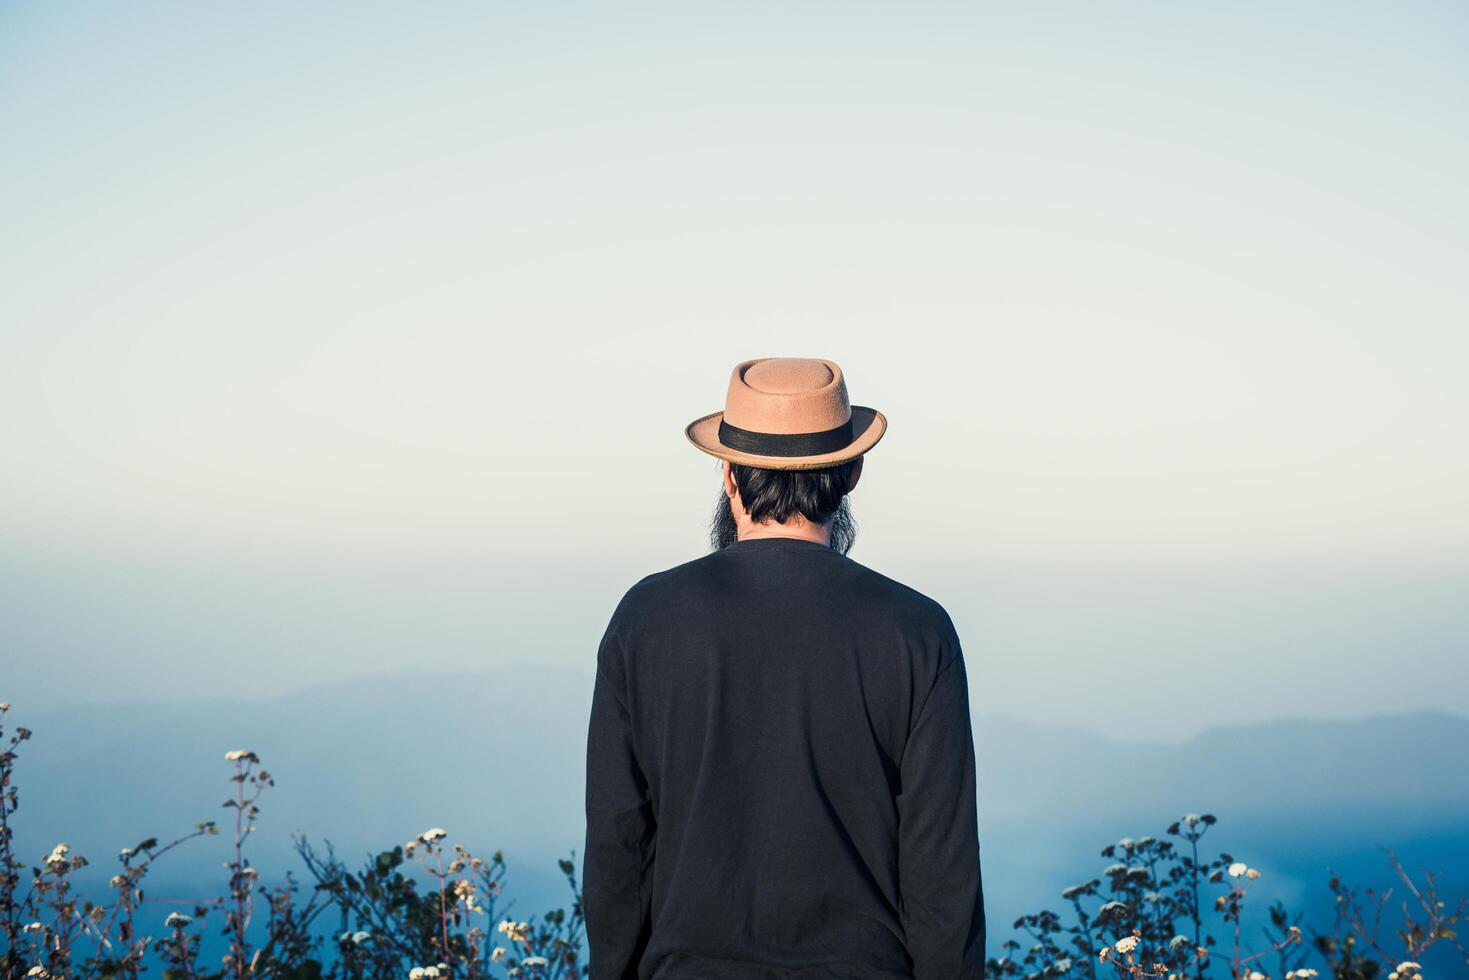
[584,536,985,980]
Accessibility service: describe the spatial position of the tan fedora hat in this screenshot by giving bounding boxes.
[684,357,887,471]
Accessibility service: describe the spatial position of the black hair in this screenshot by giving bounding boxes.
[708,458,861,554]
[730,459,859,525]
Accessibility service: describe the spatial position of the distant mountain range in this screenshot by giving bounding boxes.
[8,668,1467,969]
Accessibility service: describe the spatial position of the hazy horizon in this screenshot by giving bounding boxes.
[4,544,1466,737]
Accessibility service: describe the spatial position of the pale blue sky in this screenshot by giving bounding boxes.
[2,2,1466,733]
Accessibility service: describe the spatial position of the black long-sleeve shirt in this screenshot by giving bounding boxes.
[584,535,984,979]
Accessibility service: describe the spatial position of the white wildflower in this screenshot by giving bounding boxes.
[1054,958,1072,973]
[45,843,69,866]
[26,968,49,978]
[408,969,425,980]
[22,922,43,933]
[224,749,256,762]
[491,947,507,962]
[1182,813,1201,826]
[1114,936,1139,955]
[454,878,483,913]
[419,828,447,843]
[1249,972,1266,980]
[523,957,549,968]
[165,912,193,928]
[1227,862,1248,878]
[1246,867,1261,880]
[352,931,370,944]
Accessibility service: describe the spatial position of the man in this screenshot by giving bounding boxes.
[584,357,984,979]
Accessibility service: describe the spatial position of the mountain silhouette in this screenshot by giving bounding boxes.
[9,668,1467,961]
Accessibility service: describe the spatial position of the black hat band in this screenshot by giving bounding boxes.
[717,417,855,457]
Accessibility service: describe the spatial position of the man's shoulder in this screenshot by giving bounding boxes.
[840,553,961,644]
[608,547,958,645]
[603,551,714,627]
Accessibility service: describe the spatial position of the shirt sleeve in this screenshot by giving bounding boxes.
[583,622,656,980]
[896,645,986,979]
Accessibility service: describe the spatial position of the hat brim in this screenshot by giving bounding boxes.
[684,405,886,471]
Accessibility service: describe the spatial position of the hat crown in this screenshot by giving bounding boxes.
[724,357,850,435]
[744,358,834,395]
